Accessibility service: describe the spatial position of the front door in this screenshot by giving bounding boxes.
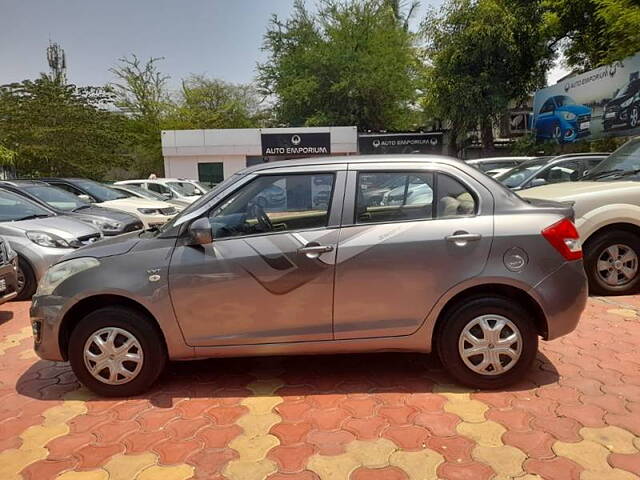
[333,165,494,339]
[169,169,345,346]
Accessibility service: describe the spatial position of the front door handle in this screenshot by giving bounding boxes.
[445,232,482,245]
[298,244,334,258]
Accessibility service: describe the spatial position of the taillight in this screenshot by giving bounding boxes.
[542,218,582,261]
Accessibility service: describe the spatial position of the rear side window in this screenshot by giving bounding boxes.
[355,172,476,224]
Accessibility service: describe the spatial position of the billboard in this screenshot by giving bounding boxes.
[358,132,443,154]
[533,52,640,144]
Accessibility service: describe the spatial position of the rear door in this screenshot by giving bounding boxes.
[333,162,494,340]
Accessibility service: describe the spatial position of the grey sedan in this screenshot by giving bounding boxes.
[31,156,587,396]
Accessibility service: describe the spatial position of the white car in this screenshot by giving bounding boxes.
[41,178,179,229]
[520,137,640,295]
[115,178,208,204]
[111,184,189,209]
[466,156,534,173]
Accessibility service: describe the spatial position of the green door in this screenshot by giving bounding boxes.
[198,163,224,188]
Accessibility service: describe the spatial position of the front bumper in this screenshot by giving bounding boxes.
[0,262,18,305]
[30,294,65,361]
[531,260,588,340]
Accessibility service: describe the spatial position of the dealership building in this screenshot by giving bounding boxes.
[161,126,444,185]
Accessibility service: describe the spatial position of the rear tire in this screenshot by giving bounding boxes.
[436,296,538,389]
[15,257,36,301]
[68,306,167,397]
[584,230,640,296]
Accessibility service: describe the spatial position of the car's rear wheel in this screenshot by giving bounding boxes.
[584,231,640,295]
[436,296,538,389]
[629,106,639,129]
[68,306,167,397]
[15,257,36,301]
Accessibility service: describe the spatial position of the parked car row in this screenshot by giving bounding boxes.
[0,177,207,300]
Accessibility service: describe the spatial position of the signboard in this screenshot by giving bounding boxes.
[358,133,443,154]
[261,132,330,156]
[532,52,640,144]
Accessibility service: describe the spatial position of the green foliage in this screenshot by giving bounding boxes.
[422,0,551,154]
[511,132,626,155]
[258,0,421,131]
[0,145,16,166]
[0,76,129,178]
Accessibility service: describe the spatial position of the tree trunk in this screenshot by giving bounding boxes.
[480,119,496,155]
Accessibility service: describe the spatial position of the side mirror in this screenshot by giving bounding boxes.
[162,192,172,199]
[188,217,213,245]
[530,178,547,188]
[78,194,94,203]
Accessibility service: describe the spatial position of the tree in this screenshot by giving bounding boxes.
[542,0,640,71]
[421,0,551,155]
[0,76,128,178]
[258,0,421,131]
[166,75,265,130]
[385,0,421,31]
[109,55,170,175]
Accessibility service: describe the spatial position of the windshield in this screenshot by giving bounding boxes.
[74,180,127,202]
[0,189,53,222]
[495,157,550,187]
[555,96,575,107]
[167,181,204,196]
[118,185,166,201]
[614,82,634,99]
[25,185,87,211]
[582,138,639,181]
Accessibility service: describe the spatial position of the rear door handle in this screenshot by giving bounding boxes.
[445,232,482,244]
[298,244,334,258]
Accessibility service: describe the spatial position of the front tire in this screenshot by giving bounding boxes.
[68,306,167,397]
[436,296,538,389]
[15,257,36,301]
[584,231,640,295]
[628,105,639,129]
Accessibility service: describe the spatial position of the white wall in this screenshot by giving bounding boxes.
[163,155,247,180]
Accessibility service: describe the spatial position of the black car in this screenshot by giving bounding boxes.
[603,79,640,131]
[0,181,143,236]
[0,236,18,305]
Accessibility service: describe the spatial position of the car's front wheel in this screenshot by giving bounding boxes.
[15,257,36,301]
[68,306,167,397]
[628,105,639,129]
[436,296,538,389]
[584,230,640,295]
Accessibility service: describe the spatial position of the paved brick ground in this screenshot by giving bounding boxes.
[1,297,640,479]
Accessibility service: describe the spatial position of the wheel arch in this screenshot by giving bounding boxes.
[582,222,640,248]
[58,294,168,361]
[431,283,548,352]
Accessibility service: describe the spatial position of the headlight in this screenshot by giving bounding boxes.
[621,97,633,108]
[138,208,160,215]
[26,231,71,248]
[562,112,577,121]
[36,257,100,296]
[88,219,123,232]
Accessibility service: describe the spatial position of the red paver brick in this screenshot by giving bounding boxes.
[531,416,582,442]
[276,401,314,422]
[93,419,139,444]
[197,424,243,449]
[22,458,76,480]
[110,399,149,420]
[426,436,475,463]
[603,383,640,403]
[485,408,532,432]
[271,422,314,445]
[502,430,555,459]
[0,414,43,438]
[556,403,606,427]
[381,424,430,450]
[269,444,316,473]
[511,397,558,418]
[470,391,515,409]
[377,405,417,425]
[580,393,629,415]
[524,457,583,480]
[405,394,447,413]
[413,412,460,437]
[342,397,379,418]
[153,437,203,464]
[178,398,219,419]
[122,429,168,453]
[206,405,248,425]
[307,407,350,430]
[46,432,94,460]
[267,471,319,480]
[438,460,494,480]
[343,416,389,440]
[74,442,125,469]
[306,430,355,455]
[559,376,604,396]
[604,412,640,436]
[608,452,640,477]
[68,413,113,434]
[166,416,210,439]
[309,394,347,409]
[137,408,181,431]
[351,466,409,480]
[188,447,237,478]
[536,385,581,403]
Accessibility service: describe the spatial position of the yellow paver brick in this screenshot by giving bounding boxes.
[346,438,397,468]
[388,449,444,479]
[607,308,637,318]
[580,426,639,454]
[137,464,194,480]
[472,445,526,479]
[103,452,158,480]
[56,470,108,480]
[457,420,506,447]
[0,326,32,355]
[553,439,615,473]
[307,453,361,480]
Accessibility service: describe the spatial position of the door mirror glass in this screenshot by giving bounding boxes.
[530,178,547,187]
[77,194,94,203]
[188,217,213,245]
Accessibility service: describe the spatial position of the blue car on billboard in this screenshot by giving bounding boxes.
[535,95,592,143]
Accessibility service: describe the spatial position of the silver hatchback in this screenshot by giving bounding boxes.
[31,156,588,396]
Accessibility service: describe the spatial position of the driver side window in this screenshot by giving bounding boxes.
[209,173,335,239]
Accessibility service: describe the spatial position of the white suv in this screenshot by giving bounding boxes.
[520,138,640,295]
[115,178,208,204]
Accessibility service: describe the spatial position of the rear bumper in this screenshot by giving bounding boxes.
[531,260,588,340]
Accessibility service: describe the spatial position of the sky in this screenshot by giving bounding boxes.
[0,0,567,90]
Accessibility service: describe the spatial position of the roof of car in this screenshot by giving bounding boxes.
[0,180,48,186]
[466,157,533,164]
[239,154,470,175]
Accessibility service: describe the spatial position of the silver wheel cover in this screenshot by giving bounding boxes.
[83,327,144,385]
[596,243,638,287]
[458,314,523,376]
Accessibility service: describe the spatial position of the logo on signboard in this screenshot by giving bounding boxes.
[261,132,331,156]
[372,139,381,148]
[291,134,301,145]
